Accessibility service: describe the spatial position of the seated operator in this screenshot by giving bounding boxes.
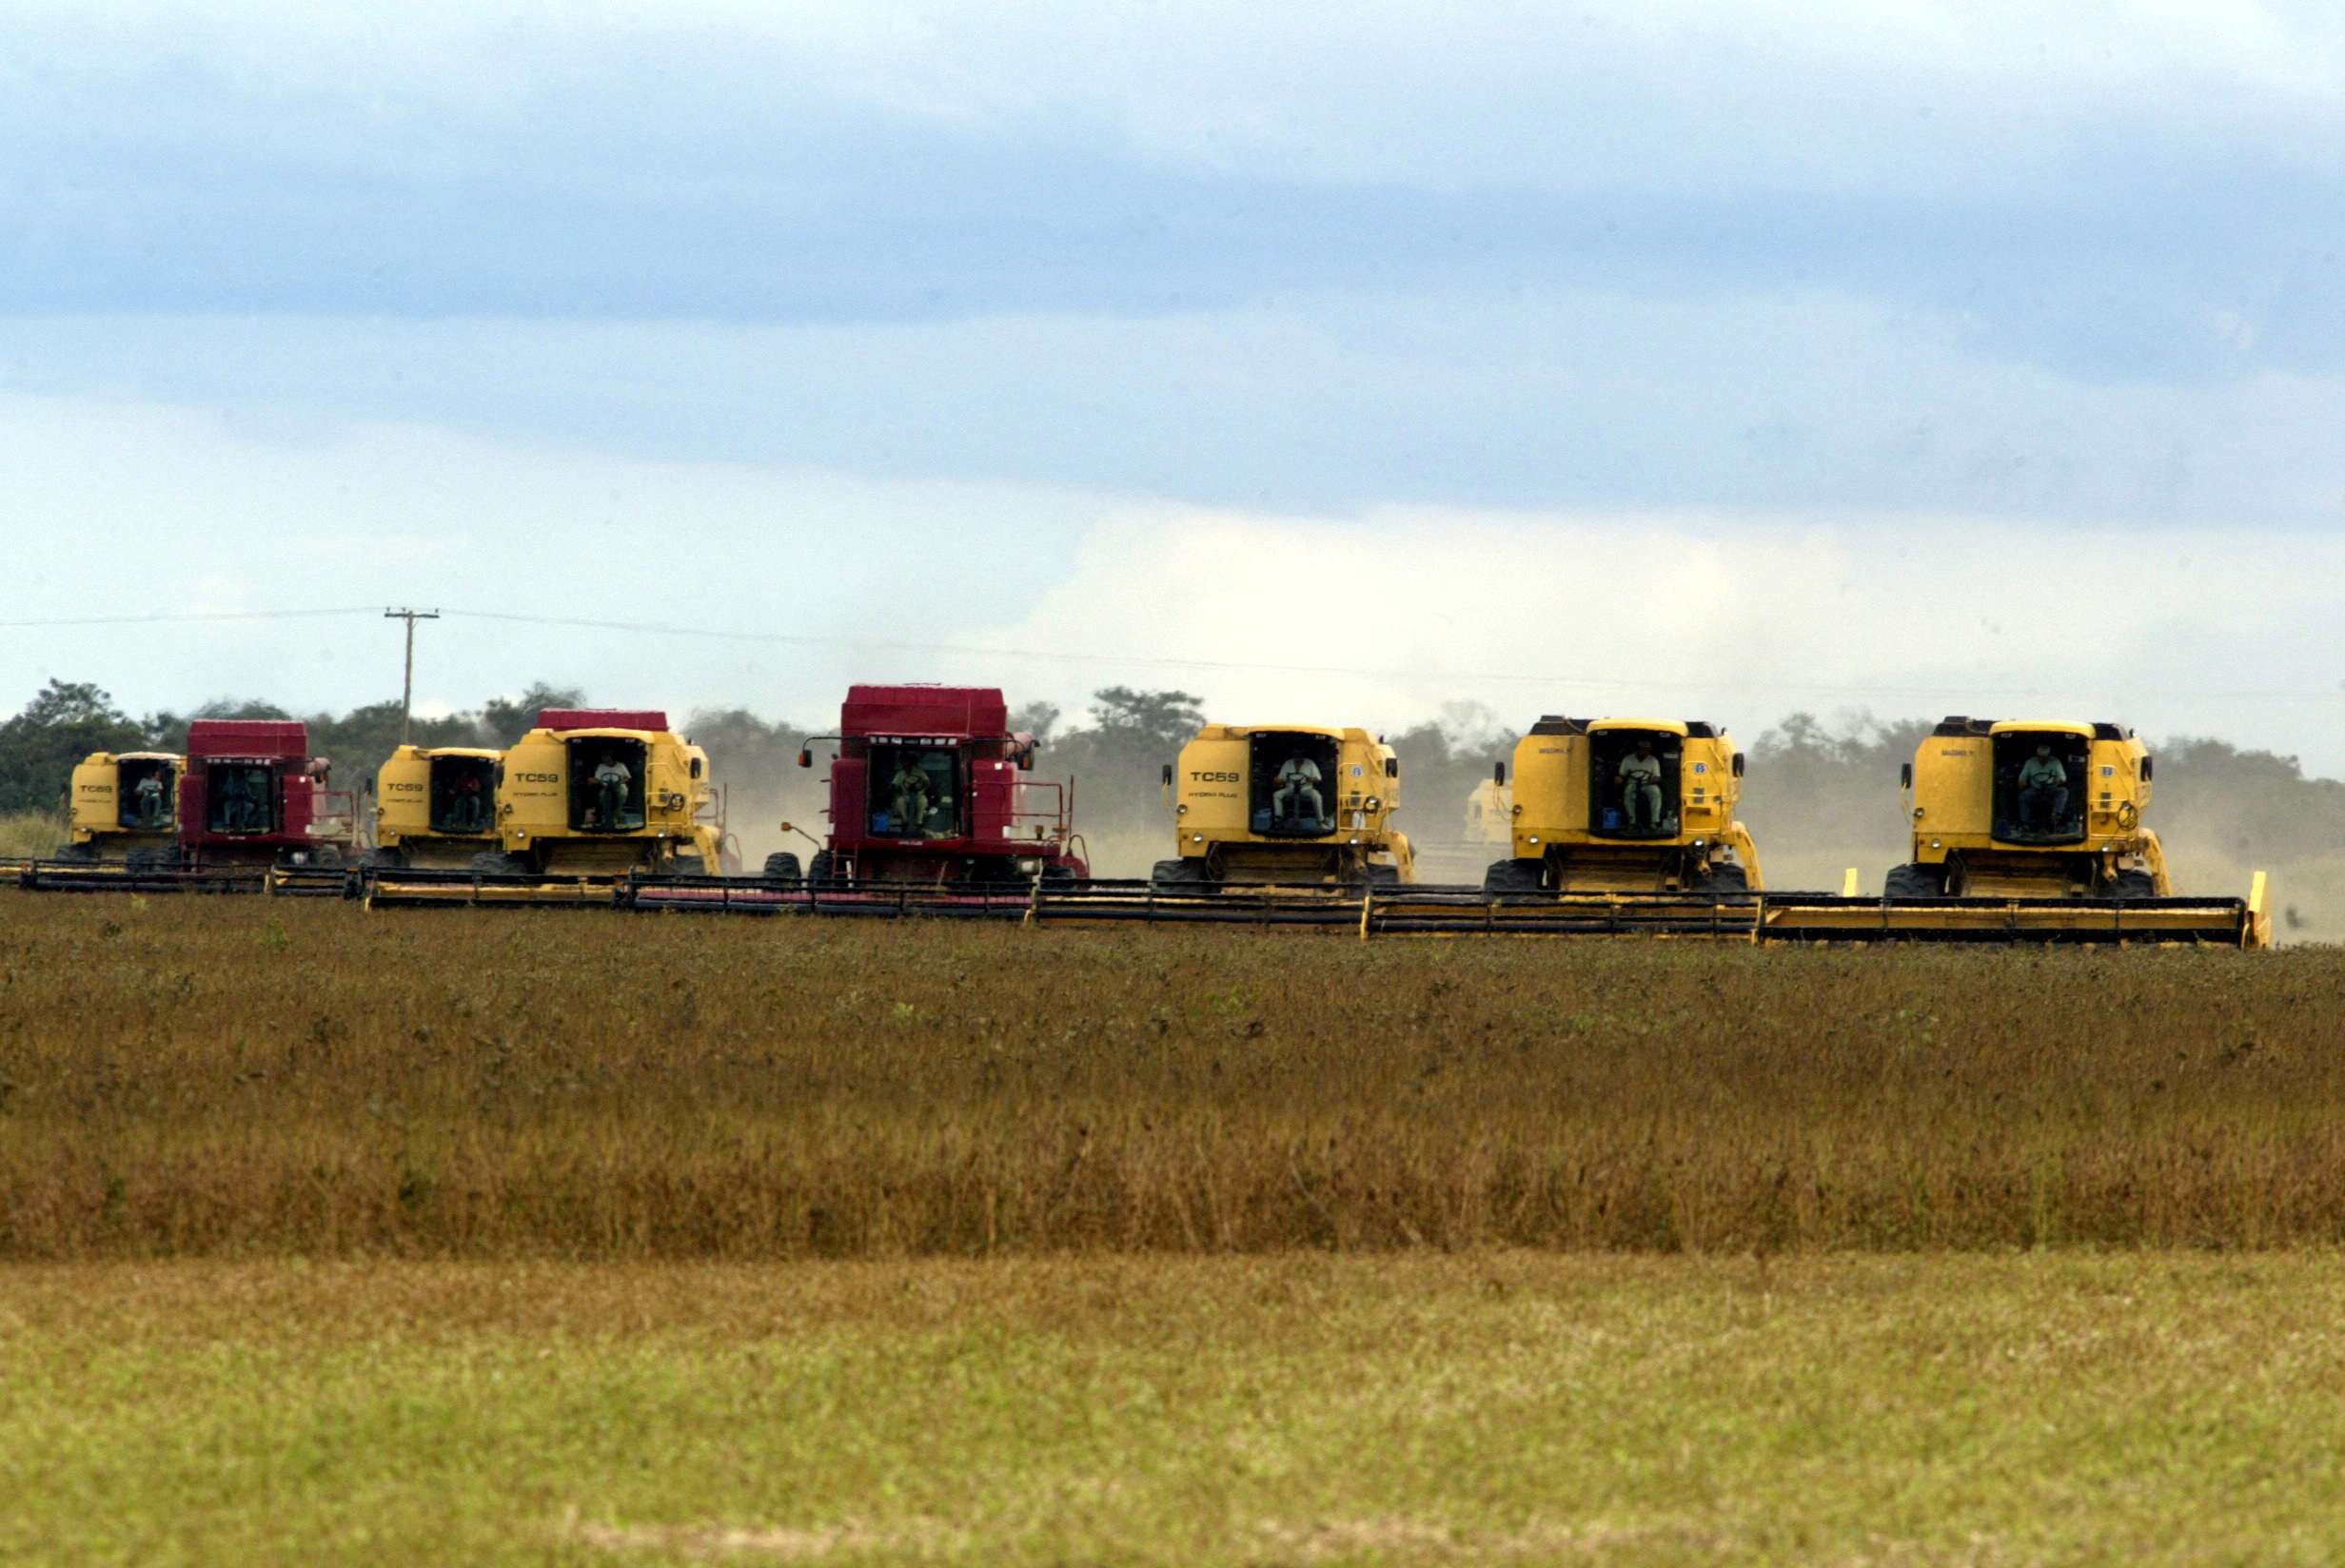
[454,770,486,832]
[1271,754,1326,828]
[1619,738,1665,833]
[890,755,936,836]
[132,771,168,828]
[2017,743,2069,833]
[216,769,251,832]
[592,756,633,830]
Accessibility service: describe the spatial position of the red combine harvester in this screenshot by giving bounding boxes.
[176,719,360,888]
[20,718,359,893]
[778,685,1087,887]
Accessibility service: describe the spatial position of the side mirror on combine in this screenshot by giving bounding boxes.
[1900,763,1913,789]
[2141,756,2154,782]
[797,749,813,770]
[1731,753,1745,778]
[1492,761,1508,787]
[1386,756,1399,777]
[1161,764,1173,787]
[689,757,702,779]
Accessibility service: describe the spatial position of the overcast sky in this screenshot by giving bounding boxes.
[6,1,2341,768]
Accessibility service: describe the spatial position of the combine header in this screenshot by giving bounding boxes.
[1153,722,1411,889]
[20,720,356,893]
[359,709,737,907]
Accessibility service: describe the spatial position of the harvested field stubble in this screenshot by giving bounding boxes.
[0,894,2337,1258]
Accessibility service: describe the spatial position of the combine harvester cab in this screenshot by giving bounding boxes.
[365,708,735,907]
[26,720,357,893]
[747,684,1086,902]
[365,745,502,870]
[1759,716,2272,946]
[1151,723,1412,892]
[1485,716,1759,896]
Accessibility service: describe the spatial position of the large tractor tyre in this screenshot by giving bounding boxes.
[49,842,97,863]
[468,850,533,877]
[1362,863,1403,890]
[124,845,174,872]
[1882,863,1944,899]
[359,847,406,872]
[1482,857,1546,895]
[806,850,837,888]
[762,851,803,884]
[1701,862,1751,894]
[1040,863,1078,887]
[2109,869,2160,900]
[1151,857,1210,889]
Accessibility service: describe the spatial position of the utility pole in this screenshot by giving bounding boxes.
[384,608,442,744]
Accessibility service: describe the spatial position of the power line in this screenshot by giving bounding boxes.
[0,606,381,628]
[2,601,2336,707]
[429,607,2338,706]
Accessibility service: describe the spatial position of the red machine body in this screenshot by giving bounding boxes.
[804,685,1086,884]
[175,719,359,866]
[538,708,670,733]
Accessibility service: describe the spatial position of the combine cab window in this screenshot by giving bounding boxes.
[867,743,961,839]
[1993,732,2089,845]
[567,738,647,833]
[206,763,276,835]
[1589,731,1681,839]
[117,758,175,830]
[1250,733,1339,838]
[428,755,495,834]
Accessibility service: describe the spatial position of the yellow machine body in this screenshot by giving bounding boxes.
[1158,723,1414,885]
[493,723,728,877]
[372,745,502,868]
[1489,717,1761,893]
[1894,717,2167,897]
[64,751,183,858]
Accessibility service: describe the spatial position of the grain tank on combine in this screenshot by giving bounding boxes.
[784,685,1086,887]
[365,744,502,870]
[1153,723,1412,887]
[1483,716,1761,894]
[51,750,185,870]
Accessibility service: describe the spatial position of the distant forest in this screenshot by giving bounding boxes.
[4,679,2337,933]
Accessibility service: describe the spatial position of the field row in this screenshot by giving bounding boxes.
[4,894,2335,1258]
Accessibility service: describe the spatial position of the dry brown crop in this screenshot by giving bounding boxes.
[1,892,2338,1258]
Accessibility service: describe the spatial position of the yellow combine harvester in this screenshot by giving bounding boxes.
[1483,716,1760,894]
[365,744,501,870]
[1153,723,1413,887]
[362,708,734,906]
[54,750,184,870]
[1885,717,2164,898]
[1724,715,2269,946]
